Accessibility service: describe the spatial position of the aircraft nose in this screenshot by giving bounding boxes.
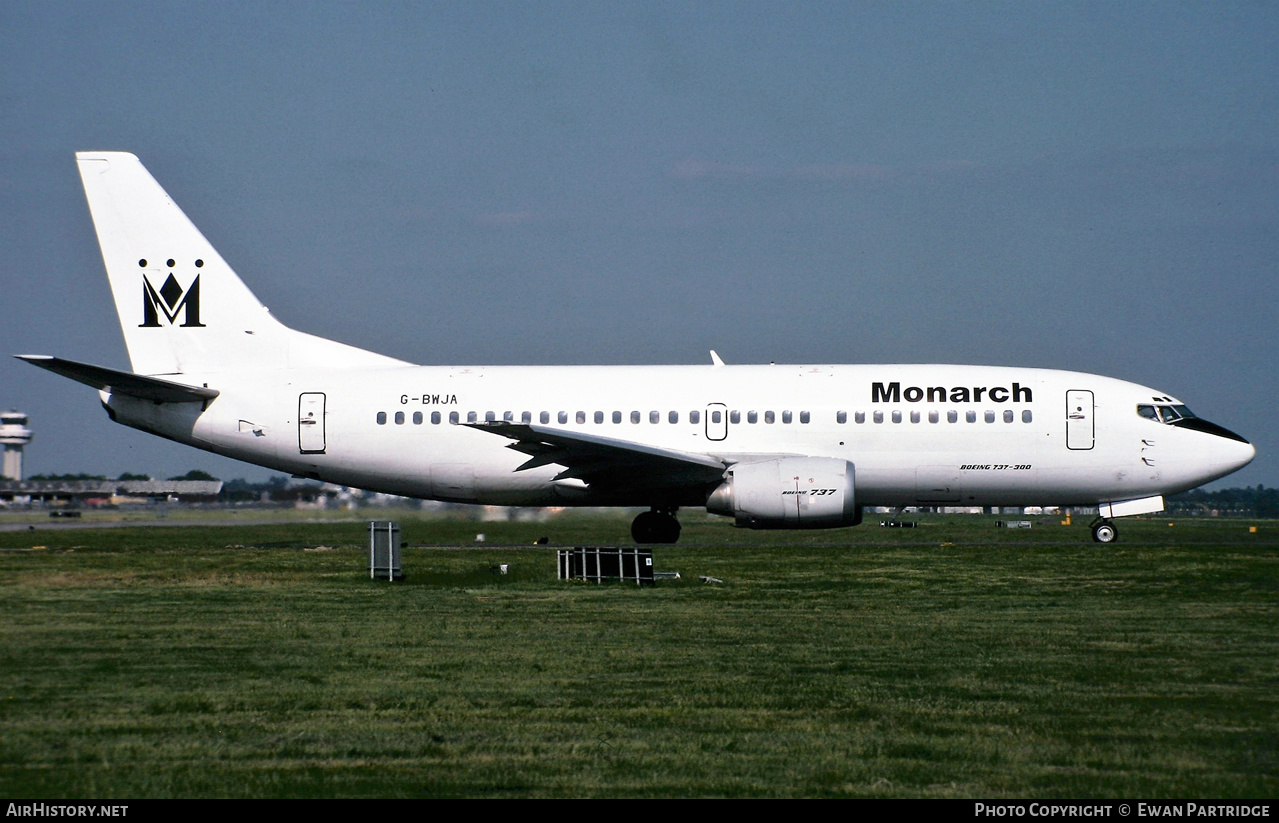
[1231,439,1257,472]
[1172,417,1255,477]
[1209,433,1256,477]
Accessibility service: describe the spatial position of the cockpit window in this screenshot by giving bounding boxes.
[1139,404,1196,424]
[1138,400,1247,443]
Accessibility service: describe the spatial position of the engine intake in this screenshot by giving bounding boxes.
[706,457,861,529]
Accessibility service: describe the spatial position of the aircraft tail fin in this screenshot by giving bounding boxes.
[75,152,405,375]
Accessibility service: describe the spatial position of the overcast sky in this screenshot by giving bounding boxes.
[1,1,1275,488]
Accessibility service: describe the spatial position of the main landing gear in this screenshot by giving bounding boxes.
[632,508,681,544]
[1090,518,1118,544]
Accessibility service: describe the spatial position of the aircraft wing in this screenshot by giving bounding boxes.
[465,421,728,490]
[15,355,219,403]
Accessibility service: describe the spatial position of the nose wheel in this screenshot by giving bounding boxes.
[1091,519,1118,544]
[632,509,681,544]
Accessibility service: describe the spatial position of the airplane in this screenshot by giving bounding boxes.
[17,152,1256,544]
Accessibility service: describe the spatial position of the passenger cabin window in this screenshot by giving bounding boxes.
[450,411,459,425]
[873,411,884,424]
[540,411,550,424]
[558,411,568,424]
[948,411,958,423]
[748,411,758,424]
[783,411,793,424]
[730,411,741,424]
[766,411,776,424]
[613,411,622,424]
[413,412,423,424]
[855,411,865,424]
[395,411,405,424]
[691,410,701,424]
[376,412,387,425]
[650,411,660,424]
[576,411,586,424]
[1022,410,1033,423]
[800,411,810,424]
[432,411,441,424]
[836,411,846,424]
[669,411,679,424]
[594,411,604,424]
[966,411,977,423]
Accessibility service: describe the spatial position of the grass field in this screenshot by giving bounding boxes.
[1,511,1275,798]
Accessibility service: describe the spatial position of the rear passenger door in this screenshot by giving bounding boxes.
[298,392,326,454]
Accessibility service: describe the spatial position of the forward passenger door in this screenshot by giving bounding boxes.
[1066,390,1094,450]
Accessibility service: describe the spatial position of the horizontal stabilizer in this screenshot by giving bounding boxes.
[15,355,219,403]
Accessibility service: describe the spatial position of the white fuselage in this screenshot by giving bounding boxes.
[104,362,1255,510]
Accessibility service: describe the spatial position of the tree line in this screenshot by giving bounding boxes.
[1166,486,1278,518]
[12,471,1279,517]
[25,470,220,482]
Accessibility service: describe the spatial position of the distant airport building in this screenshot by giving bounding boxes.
[0,410,33,482]
[0,409,224,506]
[0,478,223,507]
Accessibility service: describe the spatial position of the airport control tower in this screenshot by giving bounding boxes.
[0,410,33,481]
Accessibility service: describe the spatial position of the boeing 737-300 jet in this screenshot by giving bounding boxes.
[17,152,1256,543]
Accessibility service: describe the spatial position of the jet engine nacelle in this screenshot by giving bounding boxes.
[705,457,861,529]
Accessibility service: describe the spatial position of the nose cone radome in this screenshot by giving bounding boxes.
[1224,438,1257,475]
[1170,417,1255,484]
[1199,430,1256,485]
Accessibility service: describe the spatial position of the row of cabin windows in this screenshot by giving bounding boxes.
[374,410,710,426]
[374,408,1034,426]
[842,409,1033,424]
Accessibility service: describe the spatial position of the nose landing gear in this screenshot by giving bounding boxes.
[632,508,681,544]
[1091,518,1118,543]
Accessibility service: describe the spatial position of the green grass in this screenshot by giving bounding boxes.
[0,512,1275,797]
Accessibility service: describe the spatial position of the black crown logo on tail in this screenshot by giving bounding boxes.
[141,273,205,327]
